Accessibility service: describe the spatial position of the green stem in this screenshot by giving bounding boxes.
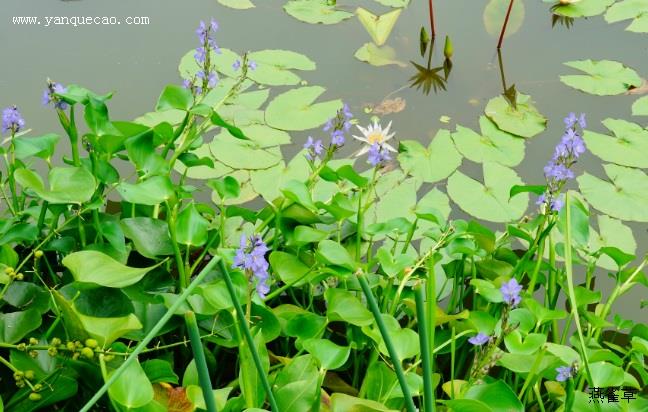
[168,204,187,289]
[78,256,220,412]
[217,259,278,411]
[357,273,416,412]
[185,311,218,412]
[415,284,436,412]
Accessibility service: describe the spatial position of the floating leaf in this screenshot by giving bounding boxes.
[284,0,354,25]
[484,93,546,138]
[354,43,406,67]
[583,118,648,167]
[589,215,637,270]
[560,59,642,96]
[265,86,342,131]
[398,129,462,182]
[451,116,525,166]
[374,0,410,7]
[632,96,648,115]
[15,167,97,204]
[210,137,282,170]
[605,0,648,33]
[484,0,525,38]
[246,49,316,86]
[546,0,615,18]
[63,250,161,288]
[356,7,402,46]
[447,163,529,222]
[578,163,648,221]
[218,0,255,9]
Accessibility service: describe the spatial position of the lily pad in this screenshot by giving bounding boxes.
[605,0,648,33]
[589,215,637,270]
[356,7,402,46]
[447,163,529,222]
[451,116,525,166]
[398,129,462,182]
[250,154,310,202]
[374,0,409,6]
[546,0,615,18]
[484,0,525,38]
[247,49,316,86]
[284,0,354,25]
[583,118,648,167]
[354,43,406,67]
[209,135,282,170]
[632,96,648,115]
[265,86,342,131]
[484,93,547,138]
[560,60,642,96]
[218,0,255,9]
[578,163,648,221]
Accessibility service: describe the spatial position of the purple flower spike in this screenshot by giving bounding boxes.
[331,130,345,147]
[233,234,271,299]
[248,60,257,71]
[232,60,241,71]
[2,106,25,135]
[550,195,564,212]
[564,112,577,128]
[500,278,522,307]
[468,333,490,346]
[556,365,573,382]
[304,136,324,160]
[367,143,391,166]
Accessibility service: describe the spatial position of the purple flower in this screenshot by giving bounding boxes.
[42,83,68,110]
[323,119,333,132]
[331,130,345,146]
[554,128,586,159]
[367,143,392,166]
[577,113,586,129]
[248,60,257,71]
[304,136,324,160]
[194,19,219,65]
[500,278,522,307]
[194,47,206,64]
[182,79,192,89]
[468,333,490,346]
[232,60,241,71]
[550,195,564,212]
[2,106,25,135]
[544,161,574,182]
[535,193,546,206]
[233,234,271,299]
[343,103,353,119]
[556,365,573,382]
[207,72,218,88]
[564,112,578,128]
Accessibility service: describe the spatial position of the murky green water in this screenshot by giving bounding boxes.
[1,0,646,318]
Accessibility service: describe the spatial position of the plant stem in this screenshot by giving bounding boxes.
[415,284,436,412]
[497,0,515,49]
[217,259,278,411]
[428,0,436,38]
[185,311,218,412]
[78,256,220,412]
[357,273,416,412]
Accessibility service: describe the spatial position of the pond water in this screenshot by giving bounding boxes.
[1,0,646,319]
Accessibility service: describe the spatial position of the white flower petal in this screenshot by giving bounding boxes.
[356,124,369,136]
[355,146,370,157]
[383,121,393,136]
[383,132,396,142]
[383,142,398,153]
[352,134,368,143]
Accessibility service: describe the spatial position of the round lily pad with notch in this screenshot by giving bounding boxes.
[265,86,342,131]
[545,0,615,18]
[578,163,648,221]
[354,43,406,67]
[218,0,255,9]
[451,116,525,166]
[246,49,317,86]
[484,93,546,138]
[447,162,529,222]
[283,0,354,25]
[374,0,410,6]
[560,59,642,96]
[484,0,525,38]
[398,129,462,183]
[583,118,648,168]
[633,95,648,116]
[605,0,648,33]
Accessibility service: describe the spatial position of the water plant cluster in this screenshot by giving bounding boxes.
[1,1,648,411]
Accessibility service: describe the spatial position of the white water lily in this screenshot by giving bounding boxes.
[352,120,397,156]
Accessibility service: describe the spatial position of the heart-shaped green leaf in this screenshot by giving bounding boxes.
[15,167,97,204]
[63,250,162,288]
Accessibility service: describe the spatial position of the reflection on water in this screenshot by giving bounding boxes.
[551,14,576,29]
[497,49,518,109]
[409,37,451,95]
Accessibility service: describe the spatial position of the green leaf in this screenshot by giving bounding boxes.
[239,331,269,408]
[632,95,648,116]
[0,309,42,343]
[142,359,179,384]
[330,393,397,412]
[156,84,194,111]
[546,0,615,18]
[247,49,316,86]
[326,288,373,326]
[218,0,255,9]
[578,163,648,221]
[463,380,524,412]
[452,116,525,166]
[302,339,351,370]
[62,250,161,288]
[13,134,60,160]
[484,0,525,38]
[15,167,97,204]
[445,399,493,412]
[274,356,319,411]
[121,217,175,258]
[269,252,312,286]
[582,118,648,167]
[265,86,342,131]
[356,7,402,46]
[504,331,547,354]
[117,176,175,205]
[362,314,420,360]
[210,137,282,170]
[399,129,462,182]
[560,59,642,96]
[284,0,354,25]
[605,0,648,32]
[175,203,209,247]
[317,240,357,271]
[354,42,406,67]
[484,93,546,138]
[590,361,625,387]
[589,215,637,270]
[282,179,316,211]
[108,359,154,408]
[447,162,528,222]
